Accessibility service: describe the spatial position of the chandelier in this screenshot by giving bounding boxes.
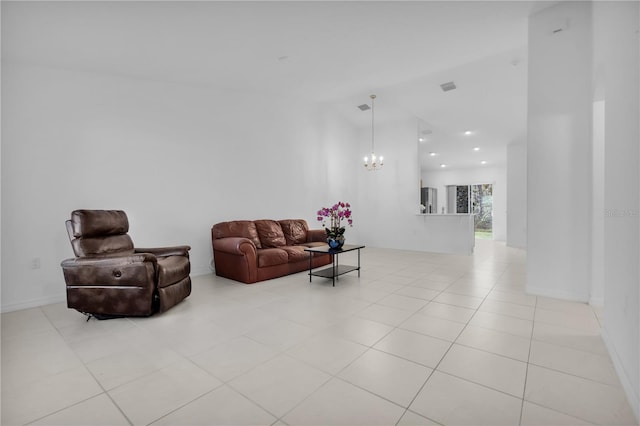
[363,94,383,171]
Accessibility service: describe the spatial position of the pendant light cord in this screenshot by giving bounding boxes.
[370,94,376,154]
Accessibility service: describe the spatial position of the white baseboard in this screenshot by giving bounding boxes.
[526,285,590,303]
[1,294,66,314]
[191,268,213,277]
[601,328,640,423]
[589,296,604,307]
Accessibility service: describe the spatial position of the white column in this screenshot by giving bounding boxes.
[507,142,527,249]
[527,1,593,301]
[594,1,640,421]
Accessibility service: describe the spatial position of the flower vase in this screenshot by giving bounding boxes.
[327,235,345,250]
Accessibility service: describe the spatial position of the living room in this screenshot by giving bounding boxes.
[2,1,639,425]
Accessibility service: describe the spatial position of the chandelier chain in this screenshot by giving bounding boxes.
[363,93,383,171]
[371,94,375,154]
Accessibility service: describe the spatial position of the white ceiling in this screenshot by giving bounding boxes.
[2,1,557,171]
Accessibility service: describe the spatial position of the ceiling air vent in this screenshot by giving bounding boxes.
[548,17,569,35]
[357,104,370,111]
[440,81,457,92]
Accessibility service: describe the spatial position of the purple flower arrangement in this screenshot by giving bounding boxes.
[317,201,353,238]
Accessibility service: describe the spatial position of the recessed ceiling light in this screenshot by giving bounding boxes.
[440,164,447,168]
[481,161,487,165]
[464,130,473,135]
[429,152,437,157]
[473,147,480,151]
[418,137,425,142]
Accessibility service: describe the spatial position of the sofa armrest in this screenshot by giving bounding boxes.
[307,229,327,243]
[212,237,258,283]
[213,237,256,255]
[135,246,191,258]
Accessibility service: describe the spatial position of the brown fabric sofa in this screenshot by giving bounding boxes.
[211,219,331,283]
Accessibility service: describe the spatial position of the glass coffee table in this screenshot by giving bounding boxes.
[304,244,365,286]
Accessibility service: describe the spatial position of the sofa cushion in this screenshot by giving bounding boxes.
[212,221,262,249]
[280,246,309,263]
[257,248,288,267]
[279,219,309,246]
[255,220,287,248]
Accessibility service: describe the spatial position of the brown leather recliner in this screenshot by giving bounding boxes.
[61,210,191,319]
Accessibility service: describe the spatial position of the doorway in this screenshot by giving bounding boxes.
[471,184,493,239]
[447,184,493,239]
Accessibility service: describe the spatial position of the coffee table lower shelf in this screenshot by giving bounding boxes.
[305,244,364,287]
[310,264,359,280]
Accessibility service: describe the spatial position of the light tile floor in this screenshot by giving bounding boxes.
[2,241,638,425]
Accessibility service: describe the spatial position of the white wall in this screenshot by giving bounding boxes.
[421,166,507,241]
[0,62,358,312]
[527,1,593,302]
[354,118,421,250]
[348,114,482,255]
[591,101,605,307]
[506,142,526,248]
[1,58,475,312]
[593,1,640,420]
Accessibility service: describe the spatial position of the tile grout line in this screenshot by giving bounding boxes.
[7,244,631,426]
[519,291,538,426]
[394,266,510,425]
[35,307,136,426]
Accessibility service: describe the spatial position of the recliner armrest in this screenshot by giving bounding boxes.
[135,246,191,258]
[213,237,256,255]
[61,254,158,288]
[61,253,157,267]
